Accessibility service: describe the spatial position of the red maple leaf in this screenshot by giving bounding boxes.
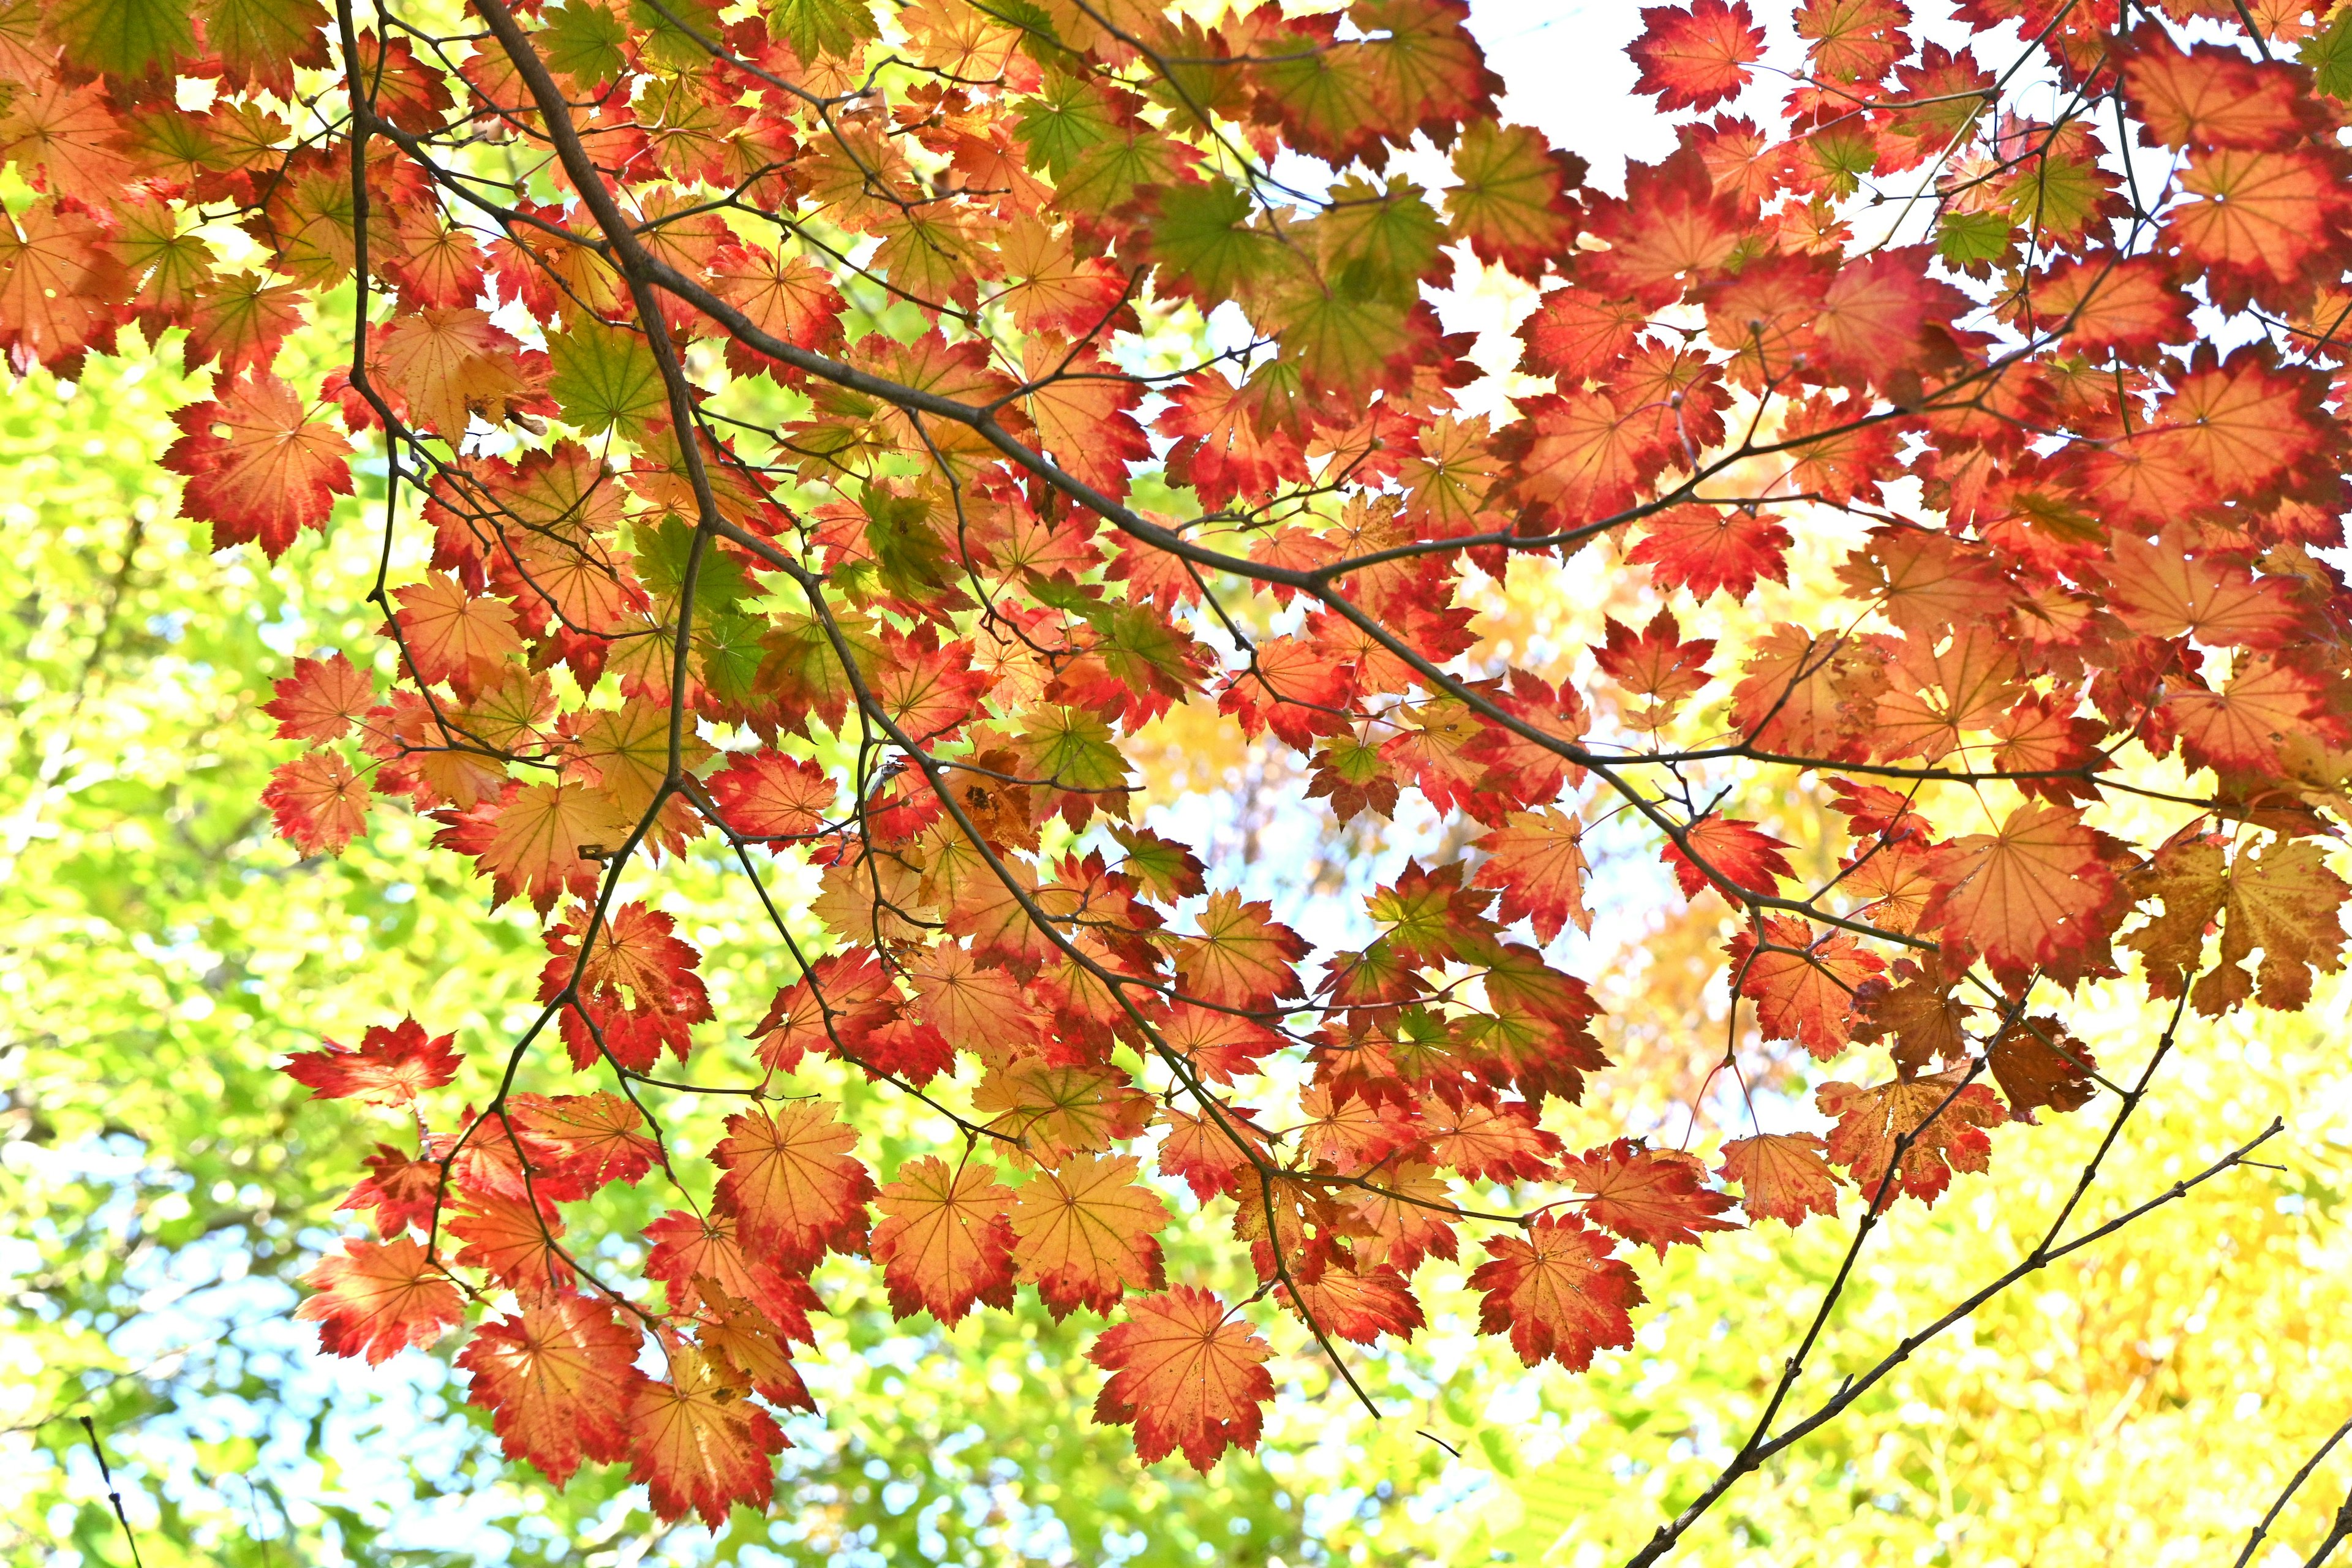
[627,1341,788,1526]
[1174,891,1309,1011]
[538,900,714,1072]
[1627,505,1793,601]
[282,1017,460,1105]
[1473,807,1592,944]
[339,1145,445,1238]
[1595,609,1714,728]
[263,652,377,741]
[705,750,836,842]
[1558,1139,1741,1256]
[1663,816,1796,902]
[263,749,372,857]
[1009,1152,1170,1319]
[1817,1072,2007,1206]
[1630,0,1766,112]
[1717,1133,1842,1226]
[1726,914,1886,1060]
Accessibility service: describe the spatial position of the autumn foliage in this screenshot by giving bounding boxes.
[14,0,2352,1530]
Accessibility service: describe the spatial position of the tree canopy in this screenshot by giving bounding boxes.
[9,0,2352,1557]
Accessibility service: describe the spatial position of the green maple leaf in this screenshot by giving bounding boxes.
[1314,176,1444,308]
[2302,9,2352,99]
[549,322,668,437]
[1016,74,1118,178]
[44,0,195,77]
[764,0,878,62]
[1138,179,1286,307]
[541,1,630,88]
[1011,706,1128,794]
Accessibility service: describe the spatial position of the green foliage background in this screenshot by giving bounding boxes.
[7,349,2352,1568]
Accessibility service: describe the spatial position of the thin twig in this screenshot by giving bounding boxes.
[75,1416,148,1568]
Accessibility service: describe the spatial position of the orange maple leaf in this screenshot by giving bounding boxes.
[458,1294,649,1487]
[1009,1152,1171,1319]
[1088,1287,1276,1471]
[627,1342,788,1527]
[1469,1216,1644,1371]
[296,1235,464,1364]
[711,1101,877,1270]
[871,1155,1018,1325]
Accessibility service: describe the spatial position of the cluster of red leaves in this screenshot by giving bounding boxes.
[19,0,2352,1525]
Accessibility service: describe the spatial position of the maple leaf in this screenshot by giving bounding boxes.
[447,780,632,915]
[643,1210,823,1335]
[1729,625,1874,762]
[1295,1081,1418,1172]
[548,320,668,437]
[1022,336,1151,500]
[263,652,376,741]
[2024,255,2190,362]
[282,1017,460,1104]
[1173,891,1308,1011]
[1663,816,1796,903]
[1852,956,1970,1073]
[375,306,527,438]
[1284,1260,1426,1346]
[1985,1014,2098,1123]
[871,1156,1018,1325]
[296,1236,464,1364]
[1628,505,1792,601]
[1595,610,1713,729]
[1519,289,1646,382]
[2129,835,2350,1016]
[975,1060,1154,1164]
[1924,802,2117,982]
[264,748,372,857]
[1558,1140,1740,1256]
[539,900,713,1072]
[1717,1133,1842,1226]
[339,1144,443,1238]
[1158,1105,1265,1202]
[711,1101,876,1270]
[1469,1216,1644,1371]
[1365,860,1502,970]
[391,572,526,692]
[2106,526,2299,647]
[627,1343,788,1527]
[1631,0,1765,111]
[1817,1072,2007,1207]
[1443,119,1583,279]
[705,750,836,842]
[164,373,355,559]
[1421,1090,1562,1180]
[1010,1152,1171,1319]
[694,1283,819,1412]
[448,1191,575,1293]
[1088,1287,1275,1472]
[459,1294,649,1488]
[1727,914,1885,1060]
[2124,28,2313,152]
[1473,808,1592,944]
[511,1091,662,1188]
[2169,656,2322,778]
